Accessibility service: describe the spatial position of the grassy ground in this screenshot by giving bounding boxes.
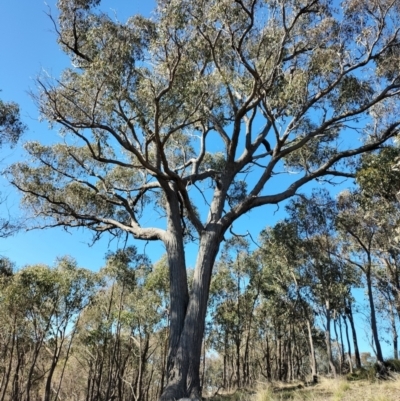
[208,376,400,401]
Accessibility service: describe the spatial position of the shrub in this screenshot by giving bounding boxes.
[346,367,377,382]
[385,359,400,373]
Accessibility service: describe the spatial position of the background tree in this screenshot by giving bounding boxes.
[0,257,96,401]
[0,95,25,148]
[0,94,25,237]
[286,191,360,376]
[356,148,400,321]
[337,190,387,366]
[9,0,400,398]
[207,238,260,390]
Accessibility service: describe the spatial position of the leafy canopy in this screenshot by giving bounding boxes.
[9,0,400,246]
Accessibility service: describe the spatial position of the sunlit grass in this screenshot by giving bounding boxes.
[208,376,400,401]
[254,386,275,401]
[331,380,351,401]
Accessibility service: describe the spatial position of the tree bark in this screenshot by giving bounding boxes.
[325,303,336,377]
[389,301,398,359]
[365,268,384,363]
[343,314,353,373]
[265,335,272,381]
[161,229,222,400]
[346,302,361,369]
[306,319,317,381]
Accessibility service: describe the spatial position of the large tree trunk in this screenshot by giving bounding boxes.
[164,231,189,377]
[161,229,222,401]
[161,190,190,399]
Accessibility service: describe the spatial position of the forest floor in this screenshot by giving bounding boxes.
[208,375,400,401]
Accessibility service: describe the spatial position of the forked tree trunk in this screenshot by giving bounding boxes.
[161,229,222,401]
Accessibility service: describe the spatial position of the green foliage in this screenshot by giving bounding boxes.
[0,96,25,146]
[385,359,400,373]
[145,254,170,295]
[8,0,400,397]
[334,75,374,112]
[347,367,377,382]
[356,147,400,203]
[11,0,400,248]
[0,257,14,278]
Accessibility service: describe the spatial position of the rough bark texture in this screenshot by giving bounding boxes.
[325,303,336,377]
[161,229,222,400]
[347,306,361,369]
[366,270,384,363]
[306,319,317,380]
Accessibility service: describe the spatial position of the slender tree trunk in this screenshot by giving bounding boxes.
[333,317,341,375]
[278,334,282,381]
[0,317,16,401]
[44,339,62,401]
[222,336,227,389]
[338,315,345,369]
[201,338,206,390]
[289,327,295,382]
[243,292,258,387]
[365,268,384,363]
[159,327,168,398]
[25,338,45,401]
[389,302,398,359]
[136,333,150,401]
[235,337,241,388]
[94,284,114,401]
[265,335,272,381]
[235,270,241,388]
[223,334,228,389]
[346,302,361,369]
[11,342,23,401]
[306,319,317,381]
[325,304,336,377]
[343,314,353,373]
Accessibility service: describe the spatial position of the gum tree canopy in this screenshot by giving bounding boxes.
[10,0,400,399]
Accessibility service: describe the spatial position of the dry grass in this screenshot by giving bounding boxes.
[208,376,400,401]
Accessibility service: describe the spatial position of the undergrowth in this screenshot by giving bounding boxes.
[207,374,400,401]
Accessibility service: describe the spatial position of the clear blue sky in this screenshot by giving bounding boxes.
[0,0,395,359]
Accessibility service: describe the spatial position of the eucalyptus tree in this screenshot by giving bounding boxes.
[336,190,387,365]
[0,95,25,237]
[0,96,25,148]
[356,147,400,320]
[286,191,360,376]
[0,257,96,401]
[9,0,400,398]
[336,147,400,366]
[255,223,320,381]
[73,247,167,401]
[375,278,399,359]
[207,238,260,389]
